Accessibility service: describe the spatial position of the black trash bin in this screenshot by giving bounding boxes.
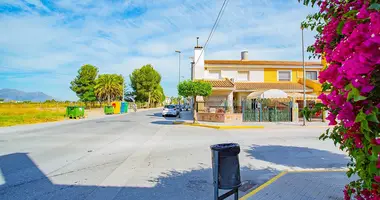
[211,143,241,200]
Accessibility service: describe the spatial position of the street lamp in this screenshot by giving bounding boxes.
[301,27,306,126]
[175,50,181,84]
[175,50,181,108]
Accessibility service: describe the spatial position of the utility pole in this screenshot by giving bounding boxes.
[175,50,181,85]
[175,50,181,107]
[301,27,306,126]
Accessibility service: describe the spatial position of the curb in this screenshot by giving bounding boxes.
[239,168,347,200]
[172,121,264,129]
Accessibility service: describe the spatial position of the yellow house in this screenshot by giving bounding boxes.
[191,47,323,113]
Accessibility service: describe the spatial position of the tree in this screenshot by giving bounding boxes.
[151,85,165,106]
[130,64,162,107]
[300,0,380,199]
[170,96,176,104]
[178,80,212,123]
[0,98,4,102]
[70,64,98,105]
[95,74,123,104]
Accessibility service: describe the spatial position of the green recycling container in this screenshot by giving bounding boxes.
[104,105,114,115]
[65,106,85,119]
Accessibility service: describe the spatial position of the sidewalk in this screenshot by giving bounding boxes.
[241,170,356,200]
[175,111,331,129]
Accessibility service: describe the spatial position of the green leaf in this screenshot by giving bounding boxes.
[367,111,379,123]
[316,25,323,33]
[355,110,366,122]
[347,88,358,100]
[343,10,358,18]
[369,3,380,11]
[370,154,378,161]
[364,131,372,143]
[369,161,377,174]
[322,83,332,92]
[373,146,380,157]
[347,87,367,102]
[360,120,371,132]
[336,21,345,35]
[347,168,355,178]
[345,84,352,90]
[315,103,325,109]
[354,95,367,102]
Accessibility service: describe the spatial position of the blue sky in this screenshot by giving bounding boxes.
[0,0,318,101]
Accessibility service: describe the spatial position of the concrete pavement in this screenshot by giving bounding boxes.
[242,171,355,200]
[0,109,350,199]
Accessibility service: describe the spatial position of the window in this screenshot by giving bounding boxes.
[237,71,249,81]
[278,70,291,81]
[306,71,318,80]
[208,70,220,79]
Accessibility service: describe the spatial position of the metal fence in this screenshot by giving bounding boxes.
[242,99,292,122]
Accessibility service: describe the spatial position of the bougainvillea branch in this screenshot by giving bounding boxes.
[300,0,380,199]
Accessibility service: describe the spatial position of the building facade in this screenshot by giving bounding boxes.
[191,46,323,113]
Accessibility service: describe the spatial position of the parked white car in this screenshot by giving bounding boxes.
[162,105,179,117]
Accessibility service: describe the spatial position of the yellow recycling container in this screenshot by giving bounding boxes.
[112,101,121,114]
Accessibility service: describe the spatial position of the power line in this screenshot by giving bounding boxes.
[194,0,230,67]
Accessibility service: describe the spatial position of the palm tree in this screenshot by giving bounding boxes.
[151,85,165,107]
[95,74,123,105]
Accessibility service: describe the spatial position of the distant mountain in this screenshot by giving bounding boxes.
[0,89,55,102]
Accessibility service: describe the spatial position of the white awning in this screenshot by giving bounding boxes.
[247,89,288,99]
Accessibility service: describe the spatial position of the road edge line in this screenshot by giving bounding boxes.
[239,171,288,200]
[288,168,348,173]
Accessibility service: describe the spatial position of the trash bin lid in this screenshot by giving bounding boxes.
[210,143,240,155]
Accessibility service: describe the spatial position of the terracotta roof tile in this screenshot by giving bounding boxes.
[235,82,313,91]
[204,60,322,66]
[201,79,234,88]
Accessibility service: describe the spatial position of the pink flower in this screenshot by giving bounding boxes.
[361,189,371,198]
[354,136,364,148]
[357,3,370,19]
[372,138,380,145]
[370,12,380,34]
[361,85,374,93]
[365,108,372,115]
[375,176,380,183]
[338,102,356,128]
[342,20,357,35]
[355,194,364,200]
[326,113,337,125]
[351,76,370,89]
[318,93,329,105]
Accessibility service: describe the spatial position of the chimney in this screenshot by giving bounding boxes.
[241,51,248,61]
[193,37,204,79]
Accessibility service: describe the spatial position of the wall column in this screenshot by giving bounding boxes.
[227,91,234,113]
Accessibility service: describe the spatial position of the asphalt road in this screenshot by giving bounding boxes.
[0,109,349,200]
